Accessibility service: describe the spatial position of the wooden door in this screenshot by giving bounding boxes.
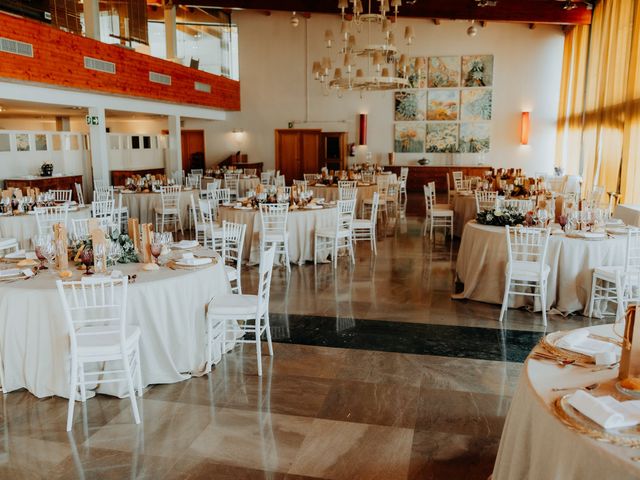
[275,129,322,183]
[181,130,205,172]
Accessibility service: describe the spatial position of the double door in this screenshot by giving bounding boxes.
[275,129,321,183]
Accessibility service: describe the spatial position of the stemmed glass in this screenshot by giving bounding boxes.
[107,242,123,270]
[80,248,94,275]
[33,234,53,270]
[150,233,163,264]
[537,209,549,228]
[558,215,568,231]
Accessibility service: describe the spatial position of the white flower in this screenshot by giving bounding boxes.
[494,209,503,217]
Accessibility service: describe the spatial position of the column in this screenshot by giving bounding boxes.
[83,0,101,41]
[88,107,110,188]
[164,3,178,61]
[166,115,182,175]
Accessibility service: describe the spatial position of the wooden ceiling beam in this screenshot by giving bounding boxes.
[173,0,592,25]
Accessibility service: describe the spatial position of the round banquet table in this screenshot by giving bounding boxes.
[202,176,260,197]
[218,205,336,265]
[493,324,639,480]
[119,190,195,227]
[309,184,377,215]
[454,221,627,315]
[0,206,91,249]
[452,193,566,238]
[0,247,230,398]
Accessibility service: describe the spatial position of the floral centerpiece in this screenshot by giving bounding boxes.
[40,161,53,177]
[71,231,139,266]
[476,206,525,227]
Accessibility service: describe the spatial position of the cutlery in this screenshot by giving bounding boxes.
[552,383,599,392]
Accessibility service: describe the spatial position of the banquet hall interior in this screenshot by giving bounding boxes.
[1,0,640,479]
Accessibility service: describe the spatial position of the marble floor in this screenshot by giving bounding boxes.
[0,200,607,479]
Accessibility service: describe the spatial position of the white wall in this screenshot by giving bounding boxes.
[185,11,565,173]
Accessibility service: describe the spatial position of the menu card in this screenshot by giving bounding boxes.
[53,223,68,271]
[140,223,153,264]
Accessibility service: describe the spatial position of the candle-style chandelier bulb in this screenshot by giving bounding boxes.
[404,25,415,45]
[324,29,334,48]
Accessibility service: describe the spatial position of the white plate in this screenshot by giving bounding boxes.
[222,202,233,207]
[27,211,36,215]
[234,206,253,210]
[173,240,199,249]
[175,257,212,267]
[0,268,23,278]
[304,205,323,210]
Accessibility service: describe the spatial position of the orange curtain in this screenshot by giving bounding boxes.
[555,0,640,204]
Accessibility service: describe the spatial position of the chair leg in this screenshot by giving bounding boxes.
[313,234,318,264]
[348,235,355,264]
[372,228,377,255]
[283,239,291,273]
[264,312,274,356]
[587,275,597,318]
[255,320,263,377]
[67,357,78,431]
[122,355,141,424]
[540,281,548,327]
[135,348,143,397]
[206,318,213,374]
[499,275,511,322]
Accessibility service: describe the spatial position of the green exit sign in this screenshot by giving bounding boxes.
[85,115,99,126]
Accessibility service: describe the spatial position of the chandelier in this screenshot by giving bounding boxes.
[312,0,416,93]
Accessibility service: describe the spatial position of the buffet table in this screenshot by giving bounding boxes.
[386,165,489,193]
[0,248,230,398]
[454,221,627,315]
[0,206,91,249]
[119,190,195,227]
[493,324,639,480]
[615,204,640,227]
[202,176,260,197]
[218,205,336,265]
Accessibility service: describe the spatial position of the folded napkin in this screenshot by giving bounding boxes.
[556,328,619,357]
[571,231,606,238]
[174,240,198,249]
[568,390,640,429]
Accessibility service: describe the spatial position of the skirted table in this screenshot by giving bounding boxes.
[454,221,627,315]
[0,206,91,249]
[119,190,195,227]
[309,184,378,215]
[202,176,260,197]
[218,205,336,265]
[493,324,639,480]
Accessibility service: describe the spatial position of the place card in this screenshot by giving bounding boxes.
[620,306,640,379]
[140,223,154,264]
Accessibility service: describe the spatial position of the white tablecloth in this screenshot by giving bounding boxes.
[309,184,377,216]
[119,190,195,227]
[0,248,230,398]
[454,221,627,315]
[0,206,91,249]
[493,324,640,480]
[203,176,260,197]
[218,206,336,265]
[615,204,640,227]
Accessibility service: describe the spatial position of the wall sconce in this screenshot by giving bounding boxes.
[358,113,367,146]
[232,128,244,137]
[520,112,530,145]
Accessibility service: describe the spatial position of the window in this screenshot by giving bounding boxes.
[0,134,10,152]
[131,136,140,149]
[143,135,151,149]
[109,135,120,150]
[51,135,62,151]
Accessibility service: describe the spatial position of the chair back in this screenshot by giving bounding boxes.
[222,221,246,268]
[452,171,464,183]
[423,185,435,215]
[91,200,115,229]
[50,189,72,203]
[454,178,471,192]
[500,198,535,213]
[475,190,498,213]
[94,179,110,193]
[72,217,110,239]
[191,169,204,176]
[274,175,286,187]
[335,199,356,235]
[400,167,409,180]
[245,168,257,176]
[224,173,240,193]
[56,276,129,357]
[171,170,184,185]
[206,179,222,191]
[505,226,550,276]
[75,183,84,206]
[160,185,181,211]
[259,203,289,237]
[625,228,640,272]
[304,173,320,183]
[211,188,231,205]
[362,172,375,184]
[261,171,274,185]
[187,174,202,190]
[198,197,218,223]
[256,246,276,317]
[35,205,69,234]
[339,181,358,201]
[368,192,380,226]
[292,180,308,191]
[93,188,114,203]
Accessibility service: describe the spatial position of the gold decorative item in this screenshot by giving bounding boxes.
[620,306,640,380]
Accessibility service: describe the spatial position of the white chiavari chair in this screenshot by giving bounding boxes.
[74,183,85,206]
[198,197,223,250]
[499,198,535,213]
[71,217,110,239]
[49,189,72,204]
[191,194,207,245]
[244,168,257,177]
[362,172,375,184]
[423,185,453,240]
[187,174,202,190]
[224,173,241,201]
[399,167,409,200]
[261,171,274,185]
[221,221,247,294]
[205,246,276,376]
[314,199,356,268]
[292,180,308,192]
[499,226,551,325]
[352,192,379,255]
[154,185,183,234]
[91,199,115,229]
[35,205,69,235]
[588,228,640,322]
[56,276,142,431]
[274,175,286,188]
[475,190,498,213]
[259,203,290,272]
[190,169,204,176]
[112,193,129,233]
[304,173,320,183]
[338,181,358,201]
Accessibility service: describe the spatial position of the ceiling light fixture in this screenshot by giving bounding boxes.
[467,20,478,37]
[313,0,412,94]
[290,11,300,27]
[562,1,578,10]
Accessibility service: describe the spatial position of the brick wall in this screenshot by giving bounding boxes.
[0,12,240,111]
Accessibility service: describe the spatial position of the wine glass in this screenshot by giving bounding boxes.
[93,244,106,273]
[80,248,94,275]
[537,209,549,228]
[150,233,163,264]
[558,215,568,231]
[33,234,52,270]
[107,242,123,270]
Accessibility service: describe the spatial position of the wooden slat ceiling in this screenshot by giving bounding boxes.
[175,0,593,25]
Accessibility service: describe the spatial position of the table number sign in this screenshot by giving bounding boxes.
[619,306,640,379]
[140,223,154,264]
[53,223,69,271]
[128,218,140,252]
